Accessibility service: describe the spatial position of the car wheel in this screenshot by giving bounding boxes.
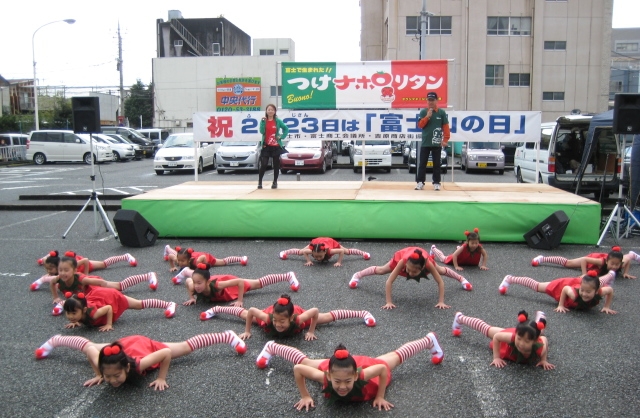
[327,158,333,170]
[83,153,94,165]
[498,169,504,175]
[217,169,225,174]
[442,168,448,174]
[197,159,203,174]
[516,168,524,183]
[353,167,360,173]
[409,165,415,174]
[155,170,165,175]
[33,152,46,165]
[538,173,543,184]
[385,167,392,173]
[320,160,326,174]
[464,160,470,173]
[112,151,121,162]
[281,169,288,174]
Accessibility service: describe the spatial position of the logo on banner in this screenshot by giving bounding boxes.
[216,77,261,112]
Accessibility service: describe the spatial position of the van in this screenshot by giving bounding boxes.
[138,128,171,146]
[0,133,29,161]
[101,126,156,157]
[349,139,392,173]
[514,115,620,199]
[26,130,112,165]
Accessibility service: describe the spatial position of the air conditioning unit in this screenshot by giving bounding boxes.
[212,43,221,56]
[174,40,183,56]
[174,40,183,46]
[175,120,181,127]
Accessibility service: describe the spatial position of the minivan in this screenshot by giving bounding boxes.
[0,133,29,161]
[26,130,112,165]
[514,115,620,199]
[349,139,392,173]
[101,126,156,157]
[138,128,171,146]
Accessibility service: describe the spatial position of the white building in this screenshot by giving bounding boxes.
[361,0,614,122]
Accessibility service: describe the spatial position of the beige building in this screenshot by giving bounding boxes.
[361,0,613,122]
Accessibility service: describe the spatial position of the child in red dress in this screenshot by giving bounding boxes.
[34,330,246,390]
[31,250,137,291]
[279,237,370,267]
[199,294,375,341]
[498,270,616,314]
[163,246,248,284]
[429,229,489,271]
[48,256,158,316]
[452,310,554,370]
[349,247,459,310]
[63,289,176,332]
[254,335,443,411]
[530,246,638,279]
[182,263,300,308]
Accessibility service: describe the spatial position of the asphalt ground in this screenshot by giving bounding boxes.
[1,161,639,417]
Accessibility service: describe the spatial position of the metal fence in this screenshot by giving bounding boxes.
[0,145,27,162]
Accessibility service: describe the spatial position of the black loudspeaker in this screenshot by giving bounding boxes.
[613,93,640,135]
[113,209,158,247]
[72,96,101,134]
[523,210,570,250]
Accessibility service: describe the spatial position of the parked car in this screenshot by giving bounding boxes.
[501,142,518,166]
[138,128,171,146]
[154,133,216,174]
[26,130,112,165]
[341,139,352,156]
[461,142,505,174]
[280,139,333,174]
[104,134,143,160]
[390,141,404,155]
[85,134,135,161]
[215,141,262,174]
[101,126,156,157]
[405,141,448,174]
[514,114,620,200]
[0,133,29,161]
[349,139,392,173]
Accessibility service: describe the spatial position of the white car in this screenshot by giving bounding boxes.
[461,142,505,174]
[215,141,262,173]
[349,139,392,173]
[27,130,112,165]
[82,134,135,162]
[154,133,216,174]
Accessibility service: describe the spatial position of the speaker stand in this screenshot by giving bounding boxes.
[62,133,119,240]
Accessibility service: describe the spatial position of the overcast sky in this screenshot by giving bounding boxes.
[0,0,636,95]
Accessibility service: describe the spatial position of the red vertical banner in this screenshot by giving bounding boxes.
[390,60,448,108]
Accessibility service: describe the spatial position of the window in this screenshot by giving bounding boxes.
[259,49,274,55]
[487,17,531,36]
[485,65,504,86]
[405,16,452,35]
[543,92,565,101]
[610,80,623,93]
[279,49,289,55]
[509,73,530,87]
[544,41,566,50]
[616,42,639,52]
[270,86,282,97]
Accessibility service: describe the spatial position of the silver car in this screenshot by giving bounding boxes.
[215,141,262,174]
[461,142,505,174]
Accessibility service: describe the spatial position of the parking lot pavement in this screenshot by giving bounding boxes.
[1,208,640,417]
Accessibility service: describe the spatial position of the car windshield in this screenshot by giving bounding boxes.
[221,141,258,146]
[107,135,126,144]
[355,140,391,146]
[127,130,147,139]
[469,142,501,150]
[163,135,194,148]
[287,140,322,149]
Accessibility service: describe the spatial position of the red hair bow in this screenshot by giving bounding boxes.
[197,263,208,270]
[64,251,76,257]
[319,244,326,250]
[611,246,621,252]
[49,250,58,257]
[103,345,121,356]
[587,270,598,277]
[517,313,527,323]
[175,246,182,252]
[308,244,314,249]
[277,297,289,305]
[537,321,546,331]
[187,248,194,254]
[409,252,420,260]
[464,230,470,236]
[77,292,85,299]
[64,291,73,298]
[334,349,349,360]
[474,228,479,233]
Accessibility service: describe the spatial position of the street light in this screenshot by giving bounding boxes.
[32,19,75,130]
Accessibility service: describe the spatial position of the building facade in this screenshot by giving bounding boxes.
[361,0,614,121]
[609,27,640,103]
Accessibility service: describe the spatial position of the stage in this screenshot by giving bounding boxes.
[121,181,600,244]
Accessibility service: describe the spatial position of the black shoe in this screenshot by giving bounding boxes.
[271,182,278,189]
[257,184,262,189]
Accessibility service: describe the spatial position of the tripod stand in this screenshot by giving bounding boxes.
[63,133,118,239]
[597,134,639,245]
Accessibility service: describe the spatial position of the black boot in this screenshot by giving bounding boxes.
[257,183,262,189]
[271,182,277,189]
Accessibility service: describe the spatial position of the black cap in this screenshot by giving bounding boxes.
[427,92,438,100]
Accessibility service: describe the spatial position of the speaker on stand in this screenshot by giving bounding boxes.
[523,210,570,250]
[71,97,101,134]
[113,210,158,247]
[613,93,640,135]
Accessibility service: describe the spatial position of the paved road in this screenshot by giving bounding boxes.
[1,160,637,417]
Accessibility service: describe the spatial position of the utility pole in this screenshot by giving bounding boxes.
[117,21,124,126]
[416,0,429,182]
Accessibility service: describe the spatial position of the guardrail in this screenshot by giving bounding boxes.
[0,145,27,162]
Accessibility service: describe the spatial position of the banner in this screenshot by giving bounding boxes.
[215,77,261,112]
[194,110,541,143]
[281,61,448,109]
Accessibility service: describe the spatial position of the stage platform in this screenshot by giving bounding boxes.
[121,181,600,244]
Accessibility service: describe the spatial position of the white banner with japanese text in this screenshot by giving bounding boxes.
[193,110,541,143]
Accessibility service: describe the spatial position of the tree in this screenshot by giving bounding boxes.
[124,80,153,128]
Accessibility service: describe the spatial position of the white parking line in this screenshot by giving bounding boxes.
[0,185,51,190]
[0,211,66,230]
[460,356,508,416]
[55,386,104,418]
